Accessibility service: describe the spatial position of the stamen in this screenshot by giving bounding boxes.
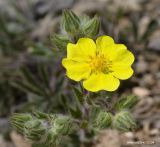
[89,53,112,73]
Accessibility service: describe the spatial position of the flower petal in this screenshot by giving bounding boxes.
[110,44,135,66]
[96,35,114,48]
[67,38,96,61]
[62,58,91,81]
[112,66,134,80]
[96,35,114,54]
[83,73,120,92]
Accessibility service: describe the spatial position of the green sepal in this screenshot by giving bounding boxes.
[81,15,100,37]
[62,9,80,35]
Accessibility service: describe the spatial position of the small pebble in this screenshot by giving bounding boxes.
[132,87,150,97]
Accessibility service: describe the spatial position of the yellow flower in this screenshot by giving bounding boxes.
[62,35,134,92]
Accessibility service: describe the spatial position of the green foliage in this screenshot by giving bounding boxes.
[11,113,32,133]
[81,15,100,38]
[11,65,65,113]
[11,113,77,146]
[61,9,100,43]
[8,9,138,146]
[93,111,113,130]
[113,111,137,132]
[114,95,139,111]
[24,119,47,142]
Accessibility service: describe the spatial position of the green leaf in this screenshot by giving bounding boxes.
[113,111,137,132]
[114,95,139,111]
[73,87,84,104]
[33,111,49,120]
[11,113,32,133]
[55,74,64,92]
[37,64,50,89]
[93,111,113,130]
[12,80,44,96]
[21,67,43,90]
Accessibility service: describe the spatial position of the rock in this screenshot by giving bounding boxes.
[94,130,120,147]
[146,0,160,21]
[112,0,141,12]
[138,16,150,38]
[0,135,13,147]
[10,131,31,147]
[72,0,108,15]
[148,30,160,51]
[133,97,154,118]
[124,132,135,139]
[152,80,160,95]
[150,129,160,136]
[154,120,160,129]
[132,87,150,97]
[32,0,75,18]
[149,62,159,73]
[155,72,160,79]
[31,15,60,40]
[141,74,155,87]
[0,118,10,134]
[0,136,8,147]
[135,56,148,74]
[118,18,132,31]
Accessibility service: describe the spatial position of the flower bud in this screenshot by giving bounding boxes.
[93,111,113,130]
[51,34,70,50]
[62,9,80,35]
[54,116,73,135]
[113,111,136,132]
[24,119,47,142]
[82,15,100,37]
[11,113,32,133]
[46,127,59,146]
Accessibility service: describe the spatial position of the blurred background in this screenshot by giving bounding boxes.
[0,0,160,146]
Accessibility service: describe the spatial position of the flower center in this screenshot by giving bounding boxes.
[89,53,112,73]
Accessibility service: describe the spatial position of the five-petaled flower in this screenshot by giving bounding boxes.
[62,35,134,92]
